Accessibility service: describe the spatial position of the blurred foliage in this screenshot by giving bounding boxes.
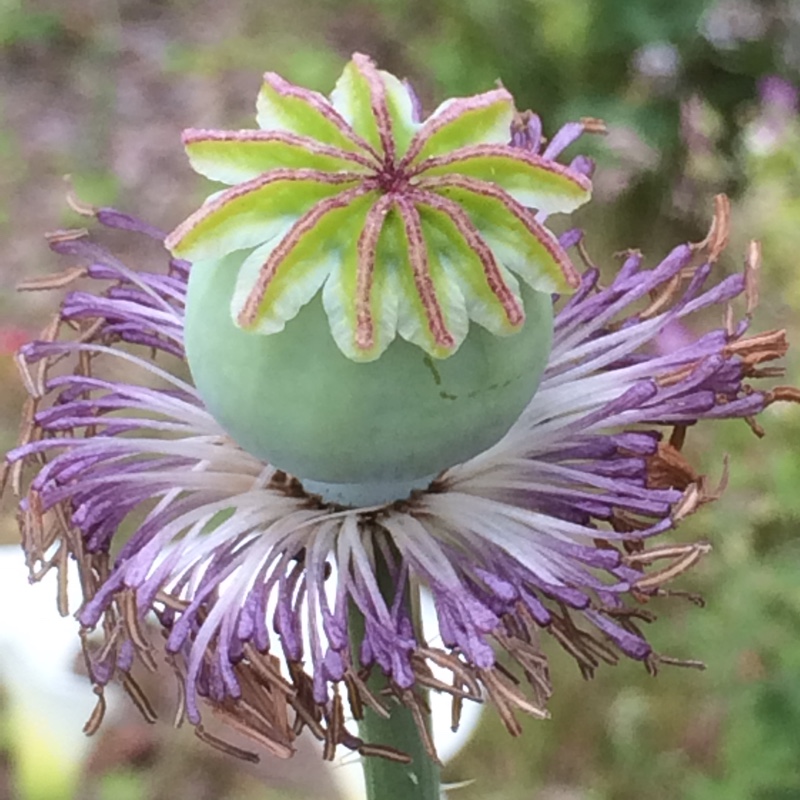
[0,0,63,48]
[1,0,799,798]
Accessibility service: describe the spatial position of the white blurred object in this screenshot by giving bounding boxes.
[701,0,767,50]
[0,545,86,681]
[0,545,120,798]
[329,588,484,800]
[632,42,680,81]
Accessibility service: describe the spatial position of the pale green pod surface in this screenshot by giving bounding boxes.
[186,253,553,486]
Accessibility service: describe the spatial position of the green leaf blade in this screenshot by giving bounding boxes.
[414,195,525,336]
[256,72,371,155]
[322,195,400,362]
[183,129,374,185]
[416,145,591,215]
[390,198,469,359]
[404,88,515,166]
[425,176,581,293]
[233,189,378,338]
[165,170,362,262]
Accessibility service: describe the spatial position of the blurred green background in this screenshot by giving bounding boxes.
[1,0,799,798]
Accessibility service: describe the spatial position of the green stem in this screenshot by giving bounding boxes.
[357,670,441,800]
[348,542,440,800]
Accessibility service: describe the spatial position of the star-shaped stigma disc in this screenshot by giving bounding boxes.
[166,53,591,361]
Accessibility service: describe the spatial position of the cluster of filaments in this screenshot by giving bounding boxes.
[5,197,797,762]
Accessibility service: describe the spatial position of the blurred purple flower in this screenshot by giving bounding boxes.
[758,75,799,113]
[746,75,800,154]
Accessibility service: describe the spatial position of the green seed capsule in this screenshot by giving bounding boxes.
[185,254,553,489]
[169,54,590,503]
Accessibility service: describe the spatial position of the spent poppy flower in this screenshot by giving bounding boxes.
[3,55,797,779]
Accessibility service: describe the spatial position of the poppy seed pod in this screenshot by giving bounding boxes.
[186,257,553,494]
[166,53,590,500]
